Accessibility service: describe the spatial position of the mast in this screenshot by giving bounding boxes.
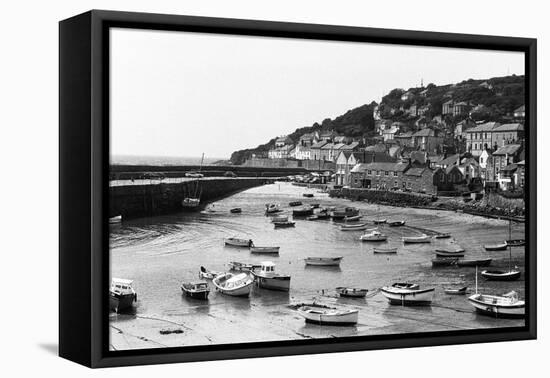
[508,219,512,272]
[475,265,478,294]
[193,153,205,199]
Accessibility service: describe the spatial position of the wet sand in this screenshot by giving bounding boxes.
[109,182,525,350]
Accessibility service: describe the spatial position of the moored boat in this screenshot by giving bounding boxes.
[199,266,222,280]
[481,269,521,281]
[431,257,458,267]
[230,208,242,213]
[457,258,492,267]
[251,261,291,291]
[293,206,314,216]
[181,281,210,300]
[402,234,431,243]
[373,219,387,224]
[297,304,358,325]
[444,286,468,295]
[310,203,320,209]
[344,215,362,222]
[388,220,405,227]
[340,223,369,231]
[271,215,288,223]
[274,221,296,228]
[360,230,387,242]
[302,193,314,198]
[265,203,282,214]
[435,248,465,257]
[212,273,254,297]
[373,247,398,254]
[250,246,280,254]
[380,283,435,306]
[331,207,359,220]
[109,215,122,224]
[228,261,261,272]
[304,256,343,266]
[506,239,526,247]
[224,237,254,247]
[335,287,368,298]
[484,243,507,251]
[434,232,451,239]
[109,278,137,313]
[468,291,525,318]
[289,201,303,207]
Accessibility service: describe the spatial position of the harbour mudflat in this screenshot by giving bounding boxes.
[109,182,525,351]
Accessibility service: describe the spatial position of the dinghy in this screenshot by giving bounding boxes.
[271,215,288,223]
[224,237,253,247]
[335,287,368,298]
[431,257,459,267]
[230,208,242,213]
[302,193,314,198]
[484,243,507,251]
[310,203,321,209]
[435,248,465,257]
[293,206,314,217]
[199,266,223,280]
[297,304,358,325]
[402,234,431,243]
[251,261,291,291]
[481,269,521,281]
[250,246,280,254]
[506,239,526,247]
[212,273,254,297]
[444,286,468,295]
[344,215,362,222]
[109,215,122,224]
[331,207,359,220]
[457,258,492,267]
[373,219,387,224]
[304,256,343,266]
[434,232,451,239]
[274,221,296,228]
[380,283,435,306]
[360,230,387,242]
[340,223,369,231]
[181,281,210,300]
[228,261,261,272]
[388,220,405,227]
[373,247,398,254]
[288,201,303,207]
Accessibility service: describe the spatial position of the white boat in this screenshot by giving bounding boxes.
[250,246,280,254]
[373,219,387,224]
[340,223,369,231]
[335,287,368,298]
[360,230,387,242]
[434,232,451,239]
[181,197,201,209]
[388,220,406,227]
[199,266,222,280]
[109,278,137,313]
[480,269,521,281]
[109,215,122,224]
[182,154,204,210]
[224,237,253,247]
[373,247,398,254]
[484,243,507,251]
[297,304,358,325]
[380,283,435,306]
[228,261,261,272]
[212,273,254,297]
[181,281,210,300]
[271,215,289,223]
[265,203,281,214]
[304,256,343,266]
[435,248,465,257]
[344,215,362,222]
[251,261,291,291]
[468,291,525,318]
[402,234,431,243]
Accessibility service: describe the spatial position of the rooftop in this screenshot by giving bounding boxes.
[493,123,524,132]
[493,144,522,156]
[405,167,430,177]
[467,122,500,133]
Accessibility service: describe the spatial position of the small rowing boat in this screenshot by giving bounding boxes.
[199,266,222,280]
[297,304,358,325]
[373,219,387,224]
[230,208,242,213]
[340,223,369,231]
[212,273,254,297]
[388,220,405,227]
[344,215,362,222]
[435,248,465,257]
[293,206,314,216]
[274,221,296,228]
[304,256,343,266]
[331,207,359,220]
[310,203,320,209]
[181,281,210,300]
[373,247,397,254]
[271,215,288,223]
[224,237,253,247]
[360,230,387,242]
[431,257,458,267]
[484,243,507,251]
[289,201,303,207]
[380,283,435,306]
[481,269,521,281]
[302,193,314,198]
[434,232,451,239]
[250,246,280,254]
[335,287,368,298]
[505,239,526,247]
[457,258,492,267]
[402,234,431,243]
[228,261,261,272]
[109,215,122,224]
[444,286,468,295]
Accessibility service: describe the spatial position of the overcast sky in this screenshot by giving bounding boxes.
[110,28,524,159]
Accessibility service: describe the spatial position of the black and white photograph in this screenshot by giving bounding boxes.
[107,26,529,352]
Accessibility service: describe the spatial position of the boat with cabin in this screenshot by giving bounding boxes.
[297,304,359,325]
[224,237,254,247]
[250,246,280,254]
[251,261,291,291]
[360,230,388,242]
[212,273,254,297]
[335,287,368,298]
[402,234,431,243]
[181,281,210,300]
[380,283,435,306]
[304,256,343,266]
[109,278,137,313]
[265,203,281,214]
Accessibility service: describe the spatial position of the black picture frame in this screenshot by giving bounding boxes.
[59,9,537,368]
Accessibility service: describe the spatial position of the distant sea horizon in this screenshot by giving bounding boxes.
[110,154,228,166]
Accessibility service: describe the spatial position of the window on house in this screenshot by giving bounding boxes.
[367,170,372,175]
[385,171,389,176]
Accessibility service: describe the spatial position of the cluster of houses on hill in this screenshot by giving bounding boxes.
[260,103,526,196]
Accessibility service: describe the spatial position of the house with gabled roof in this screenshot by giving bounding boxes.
[411,128,443,153]
[465,122,500,156]
[310,141,328,161]
[492,123,524,147]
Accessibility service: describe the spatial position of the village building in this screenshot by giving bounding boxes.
[513,105,525,119]
[466,122,500,156]
[394,131,413,147]
[267,144,295,159]
[490,144,523,182]
[402,167,438,194]
[274,135,293,148]
[310,141,327,160]
[455,118,476,140]
[382,126,399,141]
[491,123,524,147]
[498,161,525,191]
[411,128,444,153]
[350,161,410,190]
[442,100,472,116]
